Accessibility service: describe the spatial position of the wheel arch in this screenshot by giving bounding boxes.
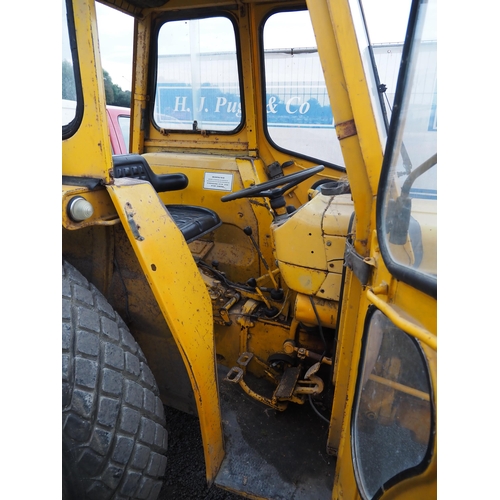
[63,222,197,415]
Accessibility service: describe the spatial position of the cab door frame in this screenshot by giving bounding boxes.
[326,0,437,497]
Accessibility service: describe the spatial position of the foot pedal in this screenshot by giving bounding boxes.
[225,366,243,383]
[273,366,301,399]
[225,352,254,383]
[237,352,253,367]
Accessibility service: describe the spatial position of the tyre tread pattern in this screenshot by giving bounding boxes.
[62,261,167,500]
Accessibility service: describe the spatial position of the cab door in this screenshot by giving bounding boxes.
[331,0,437,498]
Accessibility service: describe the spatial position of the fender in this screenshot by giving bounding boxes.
[106,177,225,483]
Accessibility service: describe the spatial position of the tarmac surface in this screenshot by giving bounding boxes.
[158,406,244,500]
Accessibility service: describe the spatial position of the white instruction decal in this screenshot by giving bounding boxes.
[203,172,234,192]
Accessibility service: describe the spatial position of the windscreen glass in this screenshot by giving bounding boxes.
[378,0,437,280]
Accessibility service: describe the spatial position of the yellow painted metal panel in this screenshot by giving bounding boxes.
[316,272,343,302]
[322,194,354,238]
[274,195,329,271]
[62,0,112,181]
[130,14,151,154]
[327,267,364,456]
[278,261,326,295]
[106,178,225,482]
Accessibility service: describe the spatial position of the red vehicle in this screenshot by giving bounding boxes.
[63,100,130,154]
[106,105,130,154]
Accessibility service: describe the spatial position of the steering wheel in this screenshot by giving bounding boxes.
[221,165,325,202]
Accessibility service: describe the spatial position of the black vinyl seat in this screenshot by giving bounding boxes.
[164,205,221,243]
[113,154,222,243]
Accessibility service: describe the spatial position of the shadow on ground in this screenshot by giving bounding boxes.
[158,406,245,500]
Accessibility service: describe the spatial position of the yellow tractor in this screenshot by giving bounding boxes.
[62,0,436,498]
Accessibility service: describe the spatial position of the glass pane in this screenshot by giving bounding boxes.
[372,43,403,124]
[263,11,344,166]
[380,0,437,277]
[96,2,133,106]
[362,0,412,123]
[353,310,432,499]
[118,115,130,153]
[347,1,389,143]
[154,17,242,132]
[62,0,77,126]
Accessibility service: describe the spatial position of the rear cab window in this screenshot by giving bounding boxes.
[153,15,243,133]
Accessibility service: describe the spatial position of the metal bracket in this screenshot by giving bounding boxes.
[225,366,244,384]
[237,352,253,367]
[335,119,357,140]
[344,240,372,286]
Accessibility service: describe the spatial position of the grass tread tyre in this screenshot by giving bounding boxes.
[62,260,168,500]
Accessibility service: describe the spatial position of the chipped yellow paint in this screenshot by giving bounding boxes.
[106,178,224,482]
[62,0,112,181]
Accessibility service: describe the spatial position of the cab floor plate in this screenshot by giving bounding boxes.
[215,365,335,500]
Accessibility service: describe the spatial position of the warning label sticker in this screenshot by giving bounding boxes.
[203,172,234,192]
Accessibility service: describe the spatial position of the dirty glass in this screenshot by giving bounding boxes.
[360,0,412,124]
[348,0,390,141]
[378,0,437,279]
[118,115,130,153]
[262,11,344,167]
[352,310,432,499]
[154,16,242,132]
[62,0,77,126]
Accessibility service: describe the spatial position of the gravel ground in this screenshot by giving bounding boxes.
[158,406,245,500]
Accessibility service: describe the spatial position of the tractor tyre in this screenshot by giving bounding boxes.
[62,260,168,500]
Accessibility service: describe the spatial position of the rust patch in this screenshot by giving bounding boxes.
[336,119,357,140]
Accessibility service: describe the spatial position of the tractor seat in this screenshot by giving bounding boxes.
[164,205,221,243]
[112,154,222,243]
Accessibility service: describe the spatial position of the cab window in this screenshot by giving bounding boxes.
[153,15,243,133]
[352,309,433,499]
[62,0,82,135]
[262,10,344,168]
